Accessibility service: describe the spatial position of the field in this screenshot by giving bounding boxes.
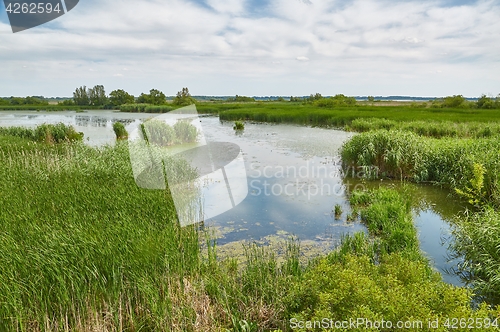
[1,102,500,330]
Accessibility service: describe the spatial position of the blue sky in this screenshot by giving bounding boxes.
[0,0,499,97]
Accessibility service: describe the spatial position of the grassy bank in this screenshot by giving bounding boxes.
[286,188,499,330]
[341,130,500,304]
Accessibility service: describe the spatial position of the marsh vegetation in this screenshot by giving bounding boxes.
[1,97,500,330]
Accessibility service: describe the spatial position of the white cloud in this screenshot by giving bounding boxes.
[0,0,499,96]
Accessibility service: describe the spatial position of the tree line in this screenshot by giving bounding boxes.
[0,96,49,106]
[63,85,197,108]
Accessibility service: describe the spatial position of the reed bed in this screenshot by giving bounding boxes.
[347,118,500,138]
[0,135,305,331]
[341,130,500,207]
[120,104,174,113]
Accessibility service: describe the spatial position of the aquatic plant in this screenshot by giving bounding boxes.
[333,204,342,219]
[112,121,128,140]
[233,121,245,130]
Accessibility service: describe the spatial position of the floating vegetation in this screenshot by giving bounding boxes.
[233,121,245,131]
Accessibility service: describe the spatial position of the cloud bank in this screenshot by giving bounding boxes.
[0,0,499,96]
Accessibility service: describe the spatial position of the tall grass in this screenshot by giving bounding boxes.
[341,130,500,207]
[347,117,500,138]
[451,208,500,305]
[173,120,198,143]
[0,135,306,331]
[0,123,84,143]
[120,104,174,113]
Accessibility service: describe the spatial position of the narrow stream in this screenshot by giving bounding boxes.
[0,110,467,285]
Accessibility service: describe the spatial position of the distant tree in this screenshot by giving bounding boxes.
[277,97,285,102]
[58,99,75,106]
[314,94,357,107]
[173,87,196,106]
[137,89,167,105]
[73,86,90,106]
[24,96,48,105]
[477,94,494,109]
[367,96,375,102]
[290,96,303,102]
[136,93,151,104]
[226,95,255,102]
[88,85,108,106]
[149,89,167,105]
[442,95,467,108]
[109,89,135,106]
[306,93,323,102]
[9,97,25,105]
[0,98,8,105]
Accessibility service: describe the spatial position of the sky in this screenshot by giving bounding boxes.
[0,0,499,97]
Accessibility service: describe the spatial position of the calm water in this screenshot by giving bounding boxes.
[0,110,467,285]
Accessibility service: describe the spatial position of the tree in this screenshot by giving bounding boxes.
[73,86,89,106]
[136,93,151,104]
[109,89,135,106]
[477,94,494,109]
[367,96,375,102]
[137,89,167,105]
[9,97,24,105]
[148,89,167,105]
[24,96,48,105]
[173,87,196,106]
[88,85,108,106]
